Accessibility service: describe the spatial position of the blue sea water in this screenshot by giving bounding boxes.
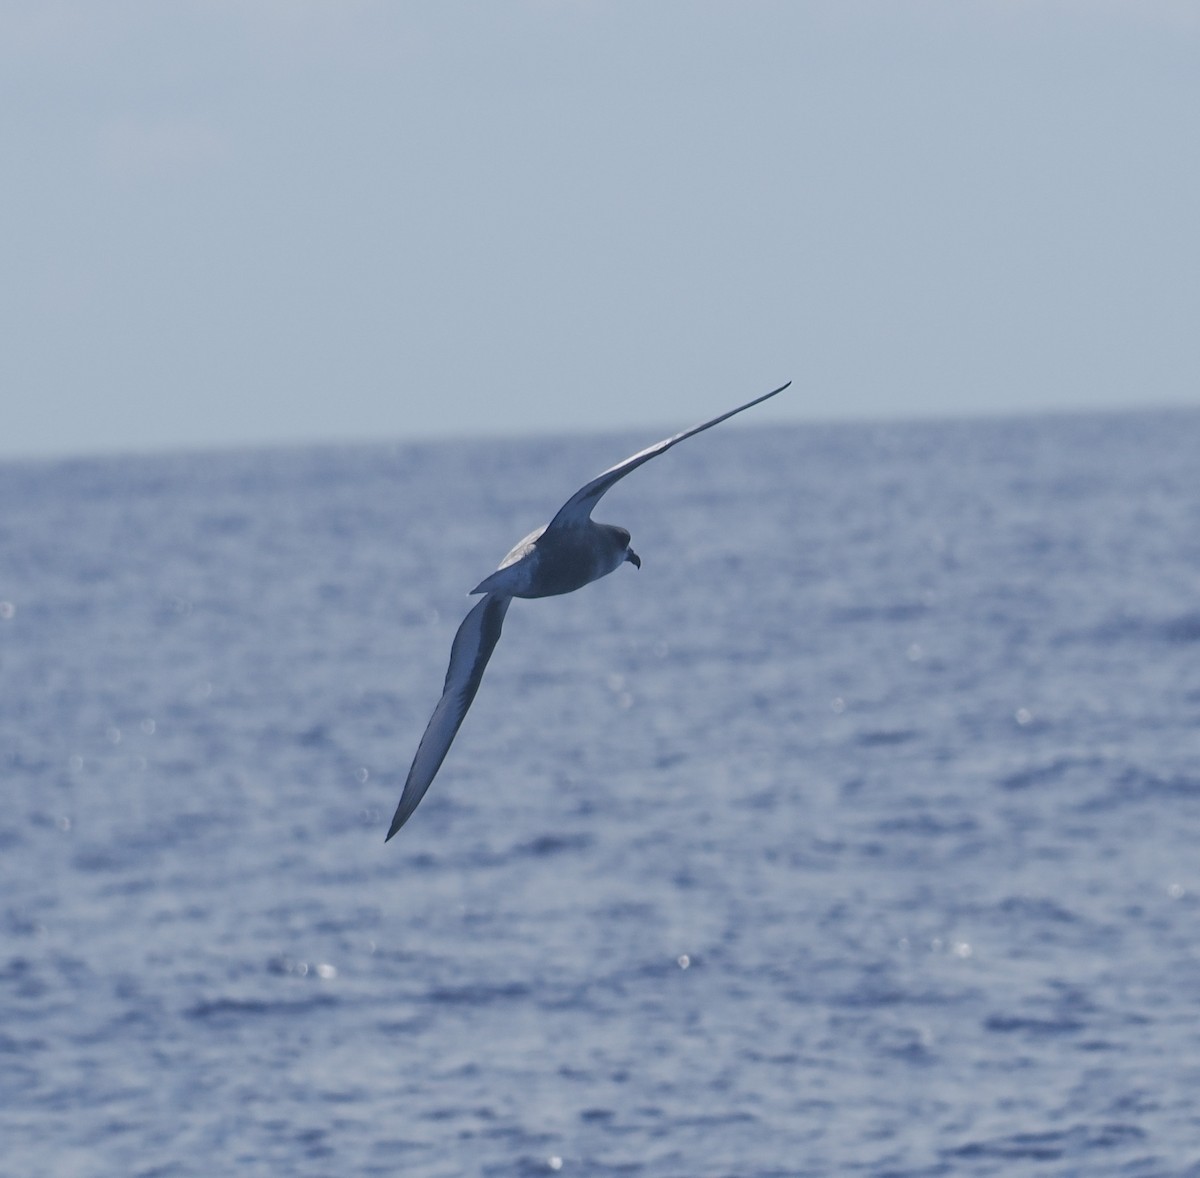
[3,407,1200,1177]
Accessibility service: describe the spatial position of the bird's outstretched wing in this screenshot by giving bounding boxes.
[386,593,511,839]
[548,381,790,529]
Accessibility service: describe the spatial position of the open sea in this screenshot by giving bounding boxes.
[3,405,1200,1177]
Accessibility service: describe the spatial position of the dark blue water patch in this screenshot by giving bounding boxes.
[1160,611,1200,644]
[1058,763,1200,816]
[1086,608,1200,647]
[0,1031,47,1054]
[875,812,979,837]
[184,993,338,1022]
[855,727,920,748]
[0,954,48,999]
[996,754,1109,792]
[829,601,931,624]
[944,1122,1146,1164]
[996,895,1083,925]
[424,980,534,1006]
[197,510,253,537]
[868,1023,938,1066]
[944,1130,1067,1162]
[74,1001,167,1048]
[67,843,145,879]
[515,831,594,858]
[425,1102,501,1123]
[1111,765,1200,802]
[983,1013,1088,1036]
[0,825,26,852]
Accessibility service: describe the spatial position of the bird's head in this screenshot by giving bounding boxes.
[610,525,640,570]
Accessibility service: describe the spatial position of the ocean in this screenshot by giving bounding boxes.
[3,406,1200,1177]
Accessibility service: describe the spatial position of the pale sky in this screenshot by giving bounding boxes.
[3,1,1198,458]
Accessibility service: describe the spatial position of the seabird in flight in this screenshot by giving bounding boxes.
[385,381,790,840]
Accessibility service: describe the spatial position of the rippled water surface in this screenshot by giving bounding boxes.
[3,408,1200,1176]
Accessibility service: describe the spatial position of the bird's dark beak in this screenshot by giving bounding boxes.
[625,548,641,569]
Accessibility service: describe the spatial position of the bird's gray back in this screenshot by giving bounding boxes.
[525,522,629,598]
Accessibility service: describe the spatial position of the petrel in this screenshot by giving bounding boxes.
[385,381,790,840]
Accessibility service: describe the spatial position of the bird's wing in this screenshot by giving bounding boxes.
[386,593,511,840]
[548,381,790,529]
